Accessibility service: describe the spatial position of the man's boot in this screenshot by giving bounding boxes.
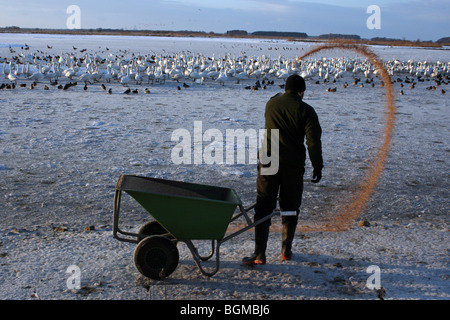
[242,221,270,265]
[281,219,297,261]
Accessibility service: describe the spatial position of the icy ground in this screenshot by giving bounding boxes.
[0,34,449,300]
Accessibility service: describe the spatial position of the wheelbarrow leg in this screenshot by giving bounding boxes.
[184,240,221,277]
[198,240,216,261]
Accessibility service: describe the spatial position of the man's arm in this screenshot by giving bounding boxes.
[304,106,323,182]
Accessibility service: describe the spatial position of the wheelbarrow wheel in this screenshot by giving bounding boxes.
[138,221,175,240]
[134,235,179,280]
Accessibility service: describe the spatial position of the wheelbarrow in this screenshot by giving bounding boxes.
[112,174,281,279]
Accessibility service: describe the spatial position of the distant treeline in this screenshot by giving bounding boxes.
[317,33,360,40]
[225,30,450,44]
[436,37,450,44]
[226,30,308,38]
[1,26,449,45]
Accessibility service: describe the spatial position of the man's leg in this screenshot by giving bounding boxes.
[242,165,279,265]
[281,215,298,260]
[279,166,304,260]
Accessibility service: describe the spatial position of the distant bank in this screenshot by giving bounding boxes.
[1,27,449,48]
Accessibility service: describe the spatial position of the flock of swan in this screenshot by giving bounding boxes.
[1,46,449,93]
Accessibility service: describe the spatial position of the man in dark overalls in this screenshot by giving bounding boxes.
[243,74,323,265]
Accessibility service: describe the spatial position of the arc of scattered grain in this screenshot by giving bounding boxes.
[296,41,396,231]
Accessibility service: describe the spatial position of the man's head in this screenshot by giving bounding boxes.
[285,74,306,97]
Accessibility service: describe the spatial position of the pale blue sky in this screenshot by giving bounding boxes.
[0,0,448,41]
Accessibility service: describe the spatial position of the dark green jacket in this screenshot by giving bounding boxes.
[264,90,323,169]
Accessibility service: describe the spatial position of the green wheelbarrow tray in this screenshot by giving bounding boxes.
[113,174,279,278]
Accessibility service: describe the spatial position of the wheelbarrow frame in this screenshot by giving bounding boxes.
[112,175,280,277]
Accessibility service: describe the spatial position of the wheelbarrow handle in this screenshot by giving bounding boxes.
[221,209,279,244]
[230,203,256,225]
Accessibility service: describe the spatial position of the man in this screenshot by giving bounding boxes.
[243,74,323,265]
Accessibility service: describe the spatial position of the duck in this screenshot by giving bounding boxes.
[144,88,150,94]
[63,82,76,90]
[123,88,130,94]
[326,87,337,92]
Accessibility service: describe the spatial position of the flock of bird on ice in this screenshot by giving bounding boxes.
[1,43,448,95]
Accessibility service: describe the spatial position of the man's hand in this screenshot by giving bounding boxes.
[311,168,322,183]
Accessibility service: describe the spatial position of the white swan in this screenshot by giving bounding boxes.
[234,70,247,83]
[169,66,184,82]
[64,68,76,79]
[135,65,143,85]
[79,69,93,84]
[2,62,9,78]
[120,65,131,86]
[146,66,155,84]
[215,69,231,86]
[28,63,45,82]
[103,64,112,83]
[154,67,166,84]
[7,63,18,83]
[187,66,203,82]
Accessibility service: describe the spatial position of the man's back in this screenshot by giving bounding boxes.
[265,90,323,169]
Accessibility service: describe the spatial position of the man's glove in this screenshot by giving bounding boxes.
[311,168,322,183]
